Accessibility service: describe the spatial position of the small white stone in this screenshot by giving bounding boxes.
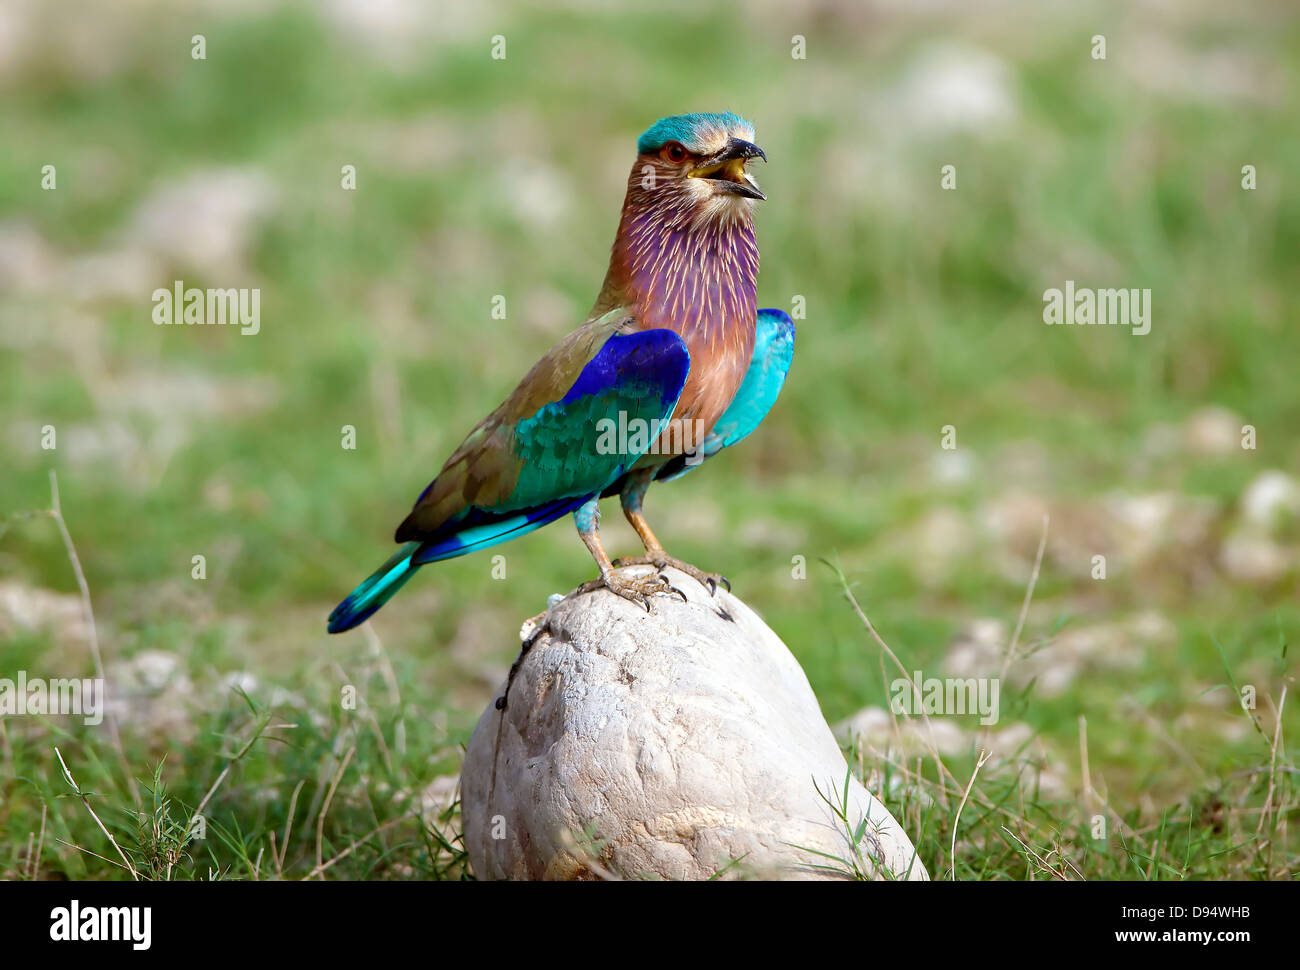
[1184,406,1244,456]
[1240,470,1300,530]
[1221,532,1290,584]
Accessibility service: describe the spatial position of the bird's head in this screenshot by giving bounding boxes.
[597,112,764,330]
[632,112,766,214]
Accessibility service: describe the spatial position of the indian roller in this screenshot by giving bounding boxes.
[328,112,794,633]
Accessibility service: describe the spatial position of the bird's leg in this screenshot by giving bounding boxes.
[570,495,685,611]
[612,468,731,595]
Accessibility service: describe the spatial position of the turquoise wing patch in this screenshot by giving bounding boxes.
[650,308,793,484]
[501,328,691,508]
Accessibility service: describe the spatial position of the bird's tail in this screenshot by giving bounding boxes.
[327,542,422,634]
[329,494,594,634]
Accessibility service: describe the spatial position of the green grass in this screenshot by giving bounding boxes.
[1,0,1297,879]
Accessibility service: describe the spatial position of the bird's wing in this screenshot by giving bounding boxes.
[699,308,795,453]
[396,308,690,561]
[616,307,793,489]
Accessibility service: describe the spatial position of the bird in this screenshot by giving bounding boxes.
[328,112,794,634]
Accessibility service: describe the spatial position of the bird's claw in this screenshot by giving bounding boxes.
[614,554,730,597]
[660,574,689,603]
[703,574,732,595]
[573,568,686,611]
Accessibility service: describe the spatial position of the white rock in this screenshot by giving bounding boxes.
[841,707,970,758]
[1221,531,1290,584]
[1104,490,1218,560]
[837,706,895,750]
[461,567,927,881]
[929,449,976,486]
[0,580,88,644]
[908,505,974,586]
[943,617,1007,678]
[420,775,460,821]
[128,168,276,278]
[0,221,56,292]
[104,649,196,742]
[1240,470,1300,530]
[886,43,1018,137]
[1184,406,1243,456]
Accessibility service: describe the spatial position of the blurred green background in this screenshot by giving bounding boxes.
[1,0,1297,878]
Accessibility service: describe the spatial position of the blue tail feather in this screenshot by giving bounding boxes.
[328,494,593,633]
[413,495,590,564]
[327,542,421,633]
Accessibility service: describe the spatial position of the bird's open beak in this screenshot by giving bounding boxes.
[690,138,767,200]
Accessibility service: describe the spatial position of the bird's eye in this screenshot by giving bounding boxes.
[661,142,689,163]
